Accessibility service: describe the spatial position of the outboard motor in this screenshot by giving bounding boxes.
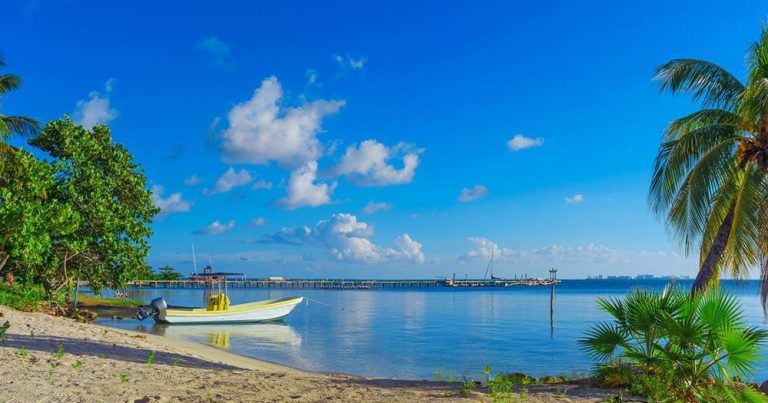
[136,297,168,321]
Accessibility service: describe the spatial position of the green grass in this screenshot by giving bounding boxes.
[78,294,143,308]
[0,283,47,311]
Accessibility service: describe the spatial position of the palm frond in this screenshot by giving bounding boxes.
[0,115,39,137]
[720,326,767,377]
[654,59,745,109]
[579,322,629,362]
[720,164,763,278]
[658,134,740,253]
[698,288,745,331]
[649,124,740,222]
[665,109,748,140]
[0,74,21,96]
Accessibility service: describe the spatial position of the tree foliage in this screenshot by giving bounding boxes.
[0,117,159,294]
[650,26,768,304]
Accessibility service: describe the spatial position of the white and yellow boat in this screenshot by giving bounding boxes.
[136,270,303,325]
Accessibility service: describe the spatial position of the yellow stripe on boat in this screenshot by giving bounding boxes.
[164,297,302,316]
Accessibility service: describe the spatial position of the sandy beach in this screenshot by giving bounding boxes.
[0,306,613,402]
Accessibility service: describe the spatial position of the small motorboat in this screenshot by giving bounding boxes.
[136,270,303,325]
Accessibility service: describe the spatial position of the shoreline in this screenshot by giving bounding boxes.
[0,305,613,402]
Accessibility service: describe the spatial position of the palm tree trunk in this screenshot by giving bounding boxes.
[691,207,735,293]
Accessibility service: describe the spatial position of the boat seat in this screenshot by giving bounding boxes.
[206,294,230,311]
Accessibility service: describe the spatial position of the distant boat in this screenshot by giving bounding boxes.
[137,270,303,325]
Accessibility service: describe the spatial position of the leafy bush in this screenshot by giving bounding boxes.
[0,282,47,311]
[580,283,767,401]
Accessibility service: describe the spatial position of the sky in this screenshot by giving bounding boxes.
[3,0,768,279]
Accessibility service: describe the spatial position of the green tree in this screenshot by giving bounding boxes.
[650,27,768,302]
[156,266,183,281]
[0,150,80,277]
[16,117,160,294]
[0,56,39,149]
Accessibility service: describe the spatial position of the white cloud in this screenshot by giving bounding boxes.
[151,185,192,218]
[277,161,336,209]
[565,194,585,204]
[220,76,345,169]
[458,185,488,202]
[263,213,425,264]
[74,79,118,129]
[194,219,235,235]
[251,217,268,227]
[460,237,512,261]
[252,179,273,190]
[362,200,392,214]
[331,140,421,186]
[394,234,425,263]
[333,53,366,71]
[507,134,543,151]
[205,167,252,195]
[197,36,233,68]
[184,174,201,186]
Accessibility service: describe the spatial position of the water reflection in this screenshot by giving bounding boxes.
[135,322,302,349]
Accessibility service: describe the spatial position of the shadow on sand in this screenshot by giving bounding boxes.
[5,334,239,370]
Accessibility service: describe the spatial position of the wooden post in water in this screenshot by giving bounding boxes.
[549,267,557,338]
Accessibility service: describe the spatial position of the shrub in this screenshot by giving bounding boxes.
[580,283,767,401]
[0,282,47,311]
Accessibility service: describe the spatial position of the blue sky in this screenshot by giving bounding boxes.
[4,0,768,279]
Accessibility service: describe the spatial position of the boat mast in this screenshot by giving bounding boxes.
[483,249,494,280]
[191,242,198,275]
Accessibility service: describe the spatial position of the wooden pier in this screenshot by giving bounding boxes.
[124,277,560,290]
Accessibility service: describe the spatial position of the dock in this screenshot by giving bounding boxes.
[124,277,560,290]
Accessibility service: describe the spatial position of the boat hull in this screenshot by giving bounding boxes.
[154,296,303,325]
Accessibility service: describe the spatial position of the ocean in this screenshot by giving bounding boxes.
[97,279,768,381]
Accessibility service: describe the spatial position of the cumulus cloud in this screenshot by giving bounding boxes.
[262,213,425,264]
[460,237,512,261]
[74,79,118,129]
[394,234,425,263]
[252,179,273,190]
[277,161,336,209]
[205,167,252,195]
[251,217,268,227]
[507,134,543,151]
[151,185,192,218]
[197,36,233,68]
[362,200,392,214]
[331,140,421,186]
[333,53,366,71]
[184,174,202,186]
[565,194,585,204]
[194,219,235,235]
[219,76,345,169]
[458,185,488,202]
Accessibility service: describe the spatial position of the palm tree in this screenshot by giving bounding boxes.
[650,28,768,306]
[0,55,39,147]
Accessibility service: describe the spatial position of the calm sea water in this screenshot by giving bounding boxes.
[97,279,768,381]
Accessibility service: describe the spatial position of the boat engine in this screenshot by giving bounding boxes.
[135,297,168,321]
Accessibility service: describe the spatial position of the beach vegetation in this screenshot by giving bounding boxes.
[0,319,8,341]
[650,26,768,305]
[16,346,27,358]
[55,344,64,360]
[0,116,158,304]
[581,284,767,401]
[71,359,83,372]
[0,282,47,311]
[146,350,155,368]
[119,373,128,384]
[171,357,180,366]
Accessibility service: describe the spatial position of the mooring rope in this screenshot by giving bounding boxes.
[303,297,356,312]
